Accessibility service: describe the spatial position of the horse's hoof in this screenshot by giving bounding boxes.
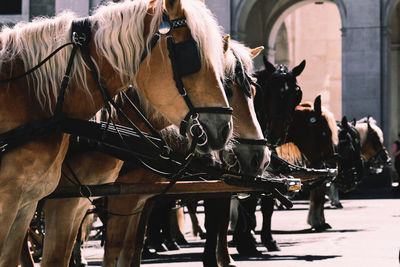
[202,256,218,267]
[236,241,261,257]
[263,239,280,252]
[331,202,343,209]
[237,246,261,257]
[313,223,332,232]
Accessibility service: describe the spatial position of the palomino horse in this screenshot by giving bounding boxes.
[277,95,338,230]
[355,117,391,169]
[103,39,268,267]
[232,57,306,255]
[0,0,233,265]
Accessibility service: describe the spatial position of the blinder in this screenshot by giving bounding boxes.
[232,53,253,98]
[172,38,202,77]
[294,86,302,106]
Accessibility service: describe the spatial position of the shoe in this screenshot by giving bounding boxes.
[262,239,280,252]
[175,234,189,246]
[147,241,168,252]
[165,240,180,251]
[141,245,158,259]
[313,223,332,232]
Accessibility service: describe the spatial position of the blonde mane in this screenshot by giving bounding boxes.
[276,142,307,166]
[224,40,254,77]
[0,11,83,111]
[355,116,384,146]
[322,106,338,146]
[0,0,224,113]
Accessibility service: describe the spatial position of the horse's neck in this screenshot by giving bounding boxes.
[355,124,367,148]
[115,89,172,133]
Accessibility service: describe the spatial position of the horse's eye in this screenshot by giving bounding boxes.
[224,84,234,99]
[309,117,316,123]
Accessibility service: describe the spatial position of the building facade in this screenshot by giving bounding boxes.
[1,0,399,148]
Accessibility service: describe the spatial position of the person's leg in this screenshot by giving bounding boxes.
[232,195,260,256]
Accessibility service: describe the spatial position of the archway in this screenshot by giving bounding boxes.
[273,2,342,119]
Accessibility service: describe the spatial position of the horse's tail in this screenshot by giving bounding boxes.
[276,142,306,166]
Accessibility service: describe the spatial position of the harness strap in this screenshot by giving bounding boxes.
[0,42,74,83]
[54,45,79,115]
[72,20,169,156]
[120,90,163,140]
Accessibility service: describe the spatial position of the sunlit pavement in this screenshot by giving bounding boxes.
[75,186,400,267]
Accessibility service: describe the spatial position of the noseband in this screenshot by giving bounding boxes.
[142,12,232,145]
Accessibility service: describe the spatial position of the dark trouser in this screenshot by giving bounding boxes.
[233,195,258,246]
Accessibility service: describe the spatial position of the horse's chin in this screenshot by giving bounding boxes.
[219,149,241,173]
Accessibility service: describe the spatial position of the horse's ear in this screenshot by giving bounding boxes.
[292,60,306,77]
[165,0,183,19]
[223,35,230,54]
[314,95,322,116]
[263,55,276,74]
[250,46,264,59]
[367,116,372,130]
[341,116,348,127]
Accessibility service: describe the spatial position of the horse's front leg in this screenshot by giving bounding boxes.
[216,195,236,267]
[260,195,280,251]
[0,134,68,264]
[203,198,219,267]
[307,183,331,231]
[103,194,153,267]
[0,201,38,267]
[41,198,90,267]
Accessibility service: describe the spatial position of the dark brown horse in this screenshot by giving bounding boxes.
[278,96,338,230]
[232,57,306,255]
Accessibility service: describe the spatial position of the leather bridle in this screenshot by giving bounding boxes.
[142,12,233,146]
[334,120,364,192]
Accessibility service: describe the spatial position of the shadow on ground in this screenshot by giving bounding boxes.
[139,251,342,265]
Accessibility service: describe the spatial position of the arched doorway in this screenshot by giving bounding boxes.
[233,0,342,120]
[272,2,342,119]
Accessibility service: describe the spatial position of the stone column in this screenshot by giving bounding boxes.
[341,0,382,125]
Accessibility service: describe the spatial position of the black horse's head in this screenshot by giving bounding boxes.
[335,116,364,193]
[254,56,305,146]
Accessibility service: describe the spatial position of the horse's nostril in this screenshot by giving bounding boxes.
[220,123,231,141]
[251,153,260,169]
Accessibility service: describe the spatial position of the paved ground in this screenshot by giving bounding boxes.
[78,186,400,267]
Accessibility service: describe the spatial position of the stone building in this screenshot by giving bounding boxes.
[1,0,400,149]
